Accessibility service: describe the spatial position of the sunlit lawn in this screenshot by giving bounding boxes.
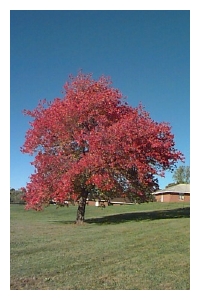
[10,202,190,290]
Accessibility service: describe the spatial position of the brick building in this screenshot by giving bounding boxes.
[153,183,190,203]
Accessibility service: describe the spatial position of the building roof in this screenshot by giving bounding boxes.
[153,183,190,195]
[110,197,132,204]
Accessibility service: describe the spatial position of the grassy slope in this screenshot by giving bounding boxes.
[10,202,190,290]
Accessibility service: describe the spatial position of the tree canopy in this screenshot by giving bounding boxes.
[21,72,184,223]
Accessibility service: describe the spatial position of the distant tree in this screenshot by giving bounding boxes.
[21,72,184,223]
[10,188,24,204]
[185,166,190,183]
[172,166,190,184]
[10,189,15,203]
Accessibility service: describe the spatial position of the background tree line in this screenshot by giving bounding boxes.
[10,188,25,204]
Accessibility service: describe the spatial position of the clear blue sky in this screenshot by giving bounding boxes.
[10,10,190,190]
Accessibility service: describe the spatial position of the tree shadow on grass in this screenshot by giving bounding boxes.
[50,207,190,226]
[85,207,190,225]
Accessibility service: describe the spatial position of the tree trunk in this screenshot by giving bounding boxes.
[76,189,88,224]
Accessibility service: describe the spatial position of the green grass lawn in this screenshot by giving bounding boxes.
[10,202,190,290]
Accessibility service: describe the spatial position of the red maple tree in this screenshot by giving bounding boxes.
[21,72,184,223]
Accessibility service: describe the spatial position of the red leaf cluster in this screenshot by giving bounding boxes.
[21,72,184,209]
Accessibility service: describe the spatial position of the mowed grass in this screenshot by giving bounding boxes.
[10,202,190,290]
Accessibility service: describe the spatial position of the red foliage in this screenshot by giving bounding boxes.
[21,72,184,209]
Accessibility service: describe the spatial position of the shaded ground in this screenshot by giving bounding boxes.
[51,206,190,225]
[85,207,190,225]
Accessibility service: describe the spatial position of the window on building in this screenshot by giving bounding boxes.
[179,193,184,201]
